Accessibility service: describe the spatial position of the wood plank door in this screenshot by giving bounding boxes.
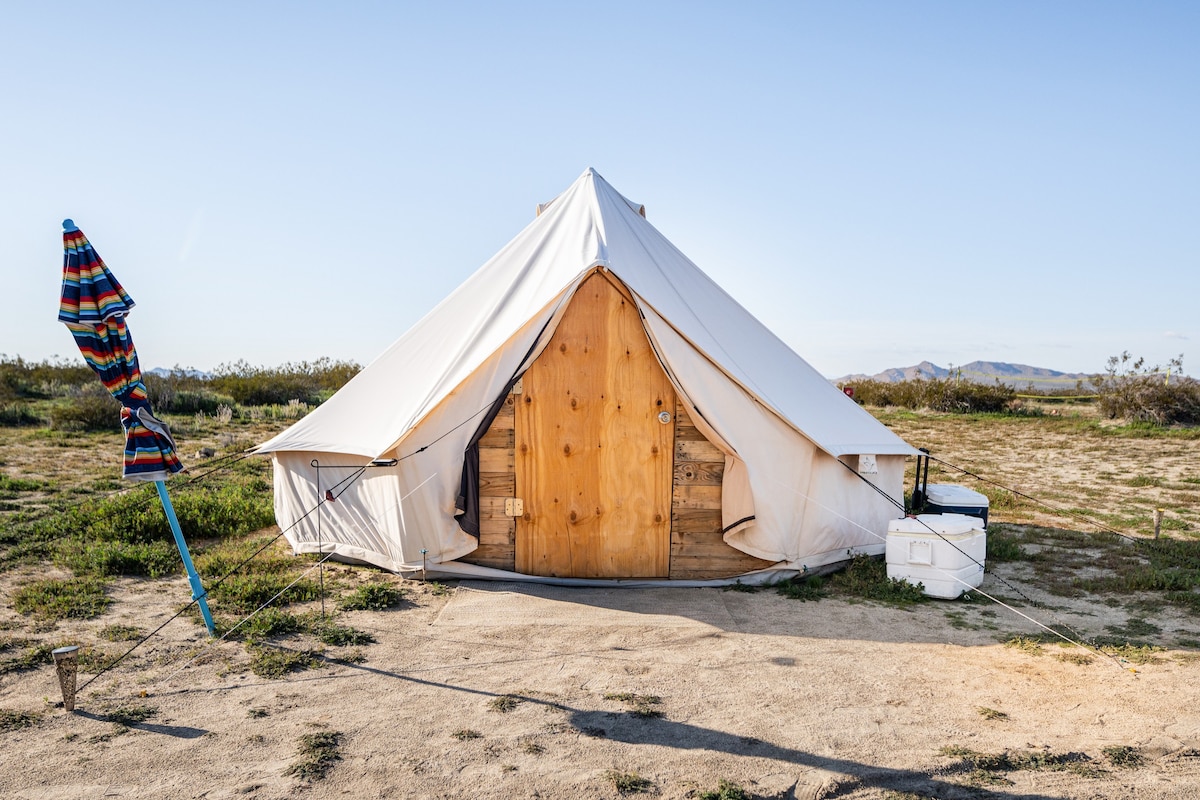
[515,271,675,578]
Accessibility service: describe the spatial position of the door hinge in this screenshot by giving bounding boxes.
[510,378,523,395]
[504,498,524,517]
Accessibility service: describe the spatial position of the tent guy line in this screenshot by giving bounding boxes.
[928,454,1140,544]
[765,471,1137,674]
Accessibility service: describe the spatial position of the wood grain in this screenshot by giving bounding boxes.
[516,271,674,578]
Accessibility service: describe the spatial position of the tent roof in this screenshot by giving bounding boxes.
[256,168,916,459]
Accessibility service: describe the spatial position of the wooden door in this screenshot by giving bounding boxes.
[515,271,675,577]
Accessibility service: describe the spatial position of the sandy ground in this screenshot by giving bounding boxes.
[3,565,1199,800]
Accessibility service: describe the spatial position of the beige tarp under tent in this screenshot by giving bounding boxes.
[255,168,918,584]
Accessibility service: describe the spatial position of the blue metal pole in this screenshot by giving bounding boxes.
[154,480,215,635]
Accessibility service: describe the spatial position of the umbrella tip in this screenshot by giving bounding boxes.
[62,219,79,232]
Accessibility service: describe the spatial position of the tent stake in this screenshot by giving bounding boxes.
[154,481,215,635]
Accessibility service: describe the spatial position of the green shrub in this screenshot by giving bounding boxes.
[0,404,44,427]
[986,528,1026,562]
[311,618,376,646]
[0,355,95,400]
[845,378,1017,414]
[776,574,826,600]
[49,393,122,431]
[210,358,360,406]
[338,583,406,611]
[241,607,308,640]
[55,539,180,577]
[829,554,928,606]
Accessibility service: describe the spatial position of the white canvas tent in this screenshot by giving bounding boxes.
[256,168,918,583]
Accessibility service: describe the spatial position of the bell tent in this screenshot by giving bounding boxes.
[256,168,917,583]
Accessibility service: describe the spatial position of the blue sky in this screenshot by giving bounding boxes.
[4,2,1197,378]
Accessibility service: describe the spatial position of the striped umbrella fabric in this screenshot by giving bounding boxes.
[59,220,183,482]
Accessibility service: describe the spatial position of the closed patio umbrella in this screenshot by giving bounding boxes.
[58,220,213,634]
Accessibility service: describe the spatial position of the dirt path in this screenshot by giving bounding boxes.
[3,573,1199,799]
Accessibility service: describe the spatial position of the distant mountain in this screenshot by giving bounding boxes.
[836,361,1095,391]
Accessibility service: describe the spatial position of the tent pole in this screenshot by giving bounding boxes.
[154,480,215,635]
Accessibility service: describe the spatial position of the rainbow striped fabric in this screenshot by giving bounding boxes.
[59,223,183,482]
[59,224,135,324]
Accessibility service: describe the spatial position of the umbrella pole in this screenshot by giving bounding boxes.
[154,481,215,635]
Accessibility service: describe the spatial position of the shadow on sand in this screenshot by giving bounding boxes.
[331,658,1062,800]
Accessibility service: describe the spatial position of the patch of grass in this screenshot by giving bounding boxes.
[776,574,825,601]
[0,709,43,732]
[283,731,342,781]
[12,576,110,620]
[985,528,1026,562]
[337,583,406,611]
[97,624,142,642]
[207,573,322,616]
[247,707,269,718]
[603,692,663,718]
[1126,475,1163,488]
[488,694,524,713]
[311,618,375,647]
[1098,642,1164,665]
[427,581,452,596]
[333,649,367,664]
[605,770,654,795]
[722,581,760,593]
[102,703,158,726]
[938,746,1101,778]
[1105,618,1162,638]
[520,739,545,754]
[697,778,752,800]
[0,474,46,493]
[1003,635,1045,657]
[976,706,1008,721]
[1055,651,1095,665]
[0,641,52,675]
[452,728,482,740]
[247,645,322,679]
[76,645,116,673]
[240,607,309,640]
[828,555,928,607]
[55,539,180,578]
[1101,745,1144,768]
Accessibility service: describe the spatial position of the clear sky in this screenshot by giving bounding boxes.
[4,1,1197,379]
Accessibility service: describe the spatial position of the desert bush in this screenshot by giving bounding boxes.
[0,403,44,427]
[1091,353,1200,426]
[210,358,360,406]
[0,355,95,400]
[845,378,1016,414]
[338,583,406,611]
[48,392,122,431]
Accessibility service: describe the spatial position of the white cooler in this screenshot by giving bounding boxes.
[886,513,986,599]
[924,483,989,526]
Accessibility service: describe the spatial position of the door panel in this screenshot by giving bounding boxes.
[515,271,675,578]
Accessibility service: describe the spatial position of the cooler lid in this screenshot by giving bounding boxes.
[926,483,989,507]
[888,513,985,537]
